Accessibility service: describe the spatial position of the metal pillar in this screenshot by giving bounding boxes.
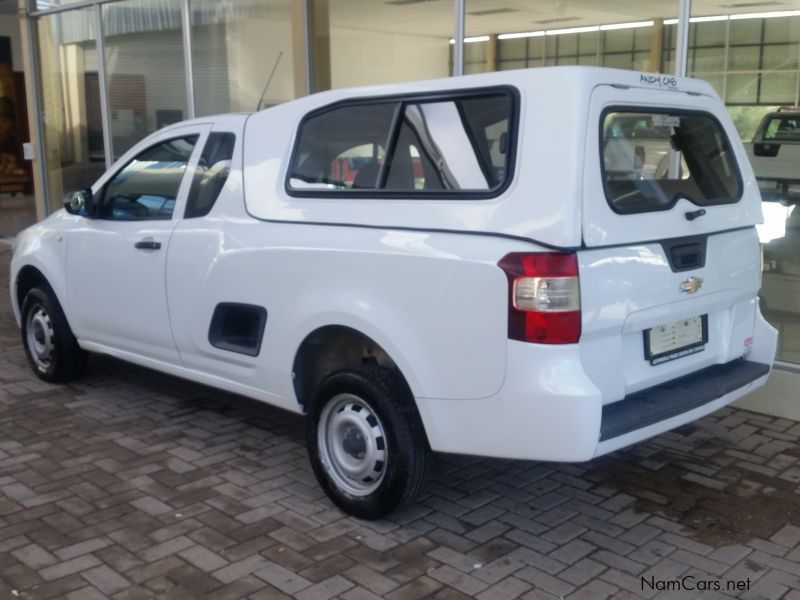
[181,0,195,119]
[674,0,691,77]
[95,4,114,167]
[453,0,464,76]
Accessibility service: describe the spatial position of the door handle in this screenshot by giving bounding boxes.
[134,239,161,250]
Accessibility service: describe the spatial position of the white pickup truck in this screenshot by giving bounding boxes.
[745,108,800,202]
[10,67,777,518]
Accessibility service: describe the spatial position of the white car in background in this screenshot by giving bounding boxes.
[10,67,777,518]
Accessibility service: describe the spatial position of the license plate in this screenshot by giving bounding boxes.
[644,315,707,365]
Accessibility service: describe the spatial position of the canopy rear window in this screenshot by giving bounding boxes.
[602,110,742,214]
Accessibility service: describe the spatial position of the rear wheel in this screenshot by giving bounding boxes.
[21,286,87,383]
[307,366,429,519]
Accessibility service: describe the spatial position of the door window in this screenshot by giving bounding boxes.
[98,135,199,220]
[185,132,236,218]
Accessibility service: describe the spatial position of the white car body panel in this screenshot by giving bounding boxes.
[10,67,778,462]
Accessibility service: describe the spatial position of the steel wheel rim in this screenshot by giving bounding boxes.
[318,393,388,497]
[26,304,54,372]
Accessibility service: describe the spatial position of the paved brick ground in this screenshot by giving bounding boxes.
[3,243,800,600]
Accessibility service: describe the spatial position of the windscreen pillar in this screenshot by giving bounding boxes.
[292,0,331,96]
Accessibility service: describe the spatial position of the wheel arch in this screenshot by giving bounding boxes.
[291,324,419,413]
[15,264,53,311]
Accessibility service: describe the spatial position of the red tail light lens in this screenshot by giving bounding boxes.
[498,252,581,344]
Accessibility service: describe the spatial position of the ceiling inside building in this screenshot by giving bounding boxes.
[322,0,800,38]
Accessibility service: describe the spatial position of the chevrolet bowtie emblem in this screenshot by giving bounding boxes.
[680,276,703,294]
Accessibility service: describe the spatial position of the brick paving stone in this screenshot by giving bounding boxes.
[81,564,131,594]
[39,554,102,581]
[11,543,58,569]
[386,575,443,600]
[558,557,607,586]
[254,561,312,594]
[344,563,400,596]
[178,544,228,572]
[294,574,354,600]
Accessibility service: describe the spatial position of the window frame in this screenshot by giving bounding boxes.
[184,131,237,219]
[599,106,744,215]
[94,133,203,222]
[285,85,520,200]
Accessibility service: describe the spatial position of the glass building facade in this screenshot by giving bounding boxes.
[12,0,800,366]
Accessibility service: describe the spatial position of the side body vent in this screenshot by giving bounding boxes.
[208,303,268,357]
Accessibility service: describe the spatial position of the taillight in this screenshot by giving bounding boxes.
[498,252,581,344]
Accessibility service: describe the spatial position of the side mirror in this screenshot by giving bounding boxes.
[63,188,93,216]
[754,142,780,158]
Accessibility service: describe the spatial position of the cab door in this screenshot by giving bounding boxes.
[66,126,208,364]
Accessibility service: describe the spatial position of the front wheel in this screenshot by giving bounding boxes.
[21,286,87,383]
[307,367,429,519]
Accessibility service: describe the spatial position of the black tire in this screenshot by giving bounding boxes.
[307,366,429,519]
[20,286,87,383]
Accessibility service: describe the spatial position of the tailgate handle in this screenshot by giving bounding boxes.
[671,243,703,270]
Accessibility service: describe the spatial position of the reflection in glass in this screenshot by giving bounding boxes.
[326,0,453,88]
[38,8,106,213]
[102,0,187,158]
[760,201,800,363]
[191,0,294,115]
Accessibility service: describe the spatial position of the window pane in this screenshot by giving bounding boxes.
[101,135,197,220]
[288,92,513,195]
[38,8,106,213]
[465,0,676,74]
[385,94,512,192]
[602,111,741,214]
[191,0,294,115]
[103,0,188,159]
[730,18,763,45]
[728,45,761,71]
[185,132,235,218]
[697,74,725,98]
[762,44,798,71]
[692,47,725,72]
[580,31,599,53]
[763,115,800,141]
[692,21,726,47]
[761,72,799,104]
[604,53,634,69]
[557,33,579,56]
[763,15,800,44]
[288,103,397,190]
[726,74,760,103]
[498,38,526,60]
[498,59,526,70]
[604,29,634,53]
[633,27,653,51]
[324,0,452,88]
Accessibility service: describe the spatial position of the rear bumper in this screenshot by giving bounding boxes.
[415,311,778,462]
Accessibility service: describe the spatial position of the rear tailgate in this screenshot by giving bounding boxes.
[579,83,764,403]
[744,141,800,182]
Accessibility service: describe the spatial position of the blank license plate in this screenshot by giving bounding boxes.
[644,315,707,365]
